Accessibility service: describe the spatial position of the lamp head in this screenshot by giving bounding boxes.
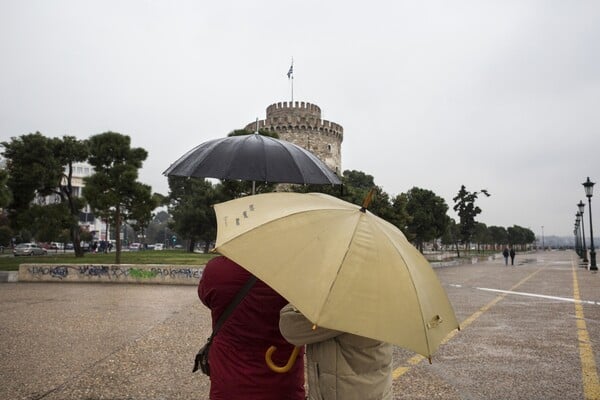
[583,177,595,198]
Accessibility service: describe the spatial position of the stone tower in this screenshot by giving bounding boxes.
[244,101,343,175]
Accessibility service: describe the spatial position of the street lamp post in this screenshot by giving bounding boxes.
[583,177,597,271]
[578,202,588,263]
[575,215,581,257]
[541,225,545,251]
[578,216,584,259]
[575,220,581,257]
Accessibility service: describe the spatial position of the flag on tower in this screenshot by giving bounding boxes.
[287,63,293,79]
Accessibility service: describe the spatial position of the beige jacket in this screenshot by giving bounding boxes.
[279,304,393,400]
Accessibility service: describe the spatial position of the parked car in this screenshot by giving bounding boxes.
[129,243,141,251]
[14,243,47,256]
[153,243,164,251]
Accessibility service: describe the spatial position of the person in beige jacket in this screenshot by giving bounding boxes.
[279,303,393,400]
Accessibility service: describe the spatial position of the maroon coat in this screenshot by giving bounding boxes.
[198,256,305,400]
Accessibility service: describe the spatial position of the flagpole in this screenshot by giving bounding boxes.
[288,58,294,103]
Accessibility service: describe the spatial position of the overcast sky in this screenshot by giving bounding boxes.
[1,1,599,238]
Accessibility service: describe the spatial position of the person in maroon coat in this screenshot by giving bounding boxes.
[198,255,305,400]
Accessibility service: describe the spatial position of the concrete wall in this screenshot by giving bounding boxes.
[18,264,204,285]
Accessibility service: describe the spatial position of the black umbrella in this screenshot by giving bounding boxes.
[163,134,341,188]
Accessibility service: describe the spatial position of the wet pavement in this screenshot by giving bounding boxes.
[1,250,599,399]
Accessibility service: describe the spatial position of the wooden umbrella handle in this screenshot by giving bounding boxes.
[265,345,301,373]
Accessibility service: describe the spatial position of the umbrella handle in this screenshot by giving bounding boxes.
[265,345,301,373]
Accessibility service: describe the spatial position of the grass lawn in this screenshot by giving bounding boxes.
[0,249,216,271]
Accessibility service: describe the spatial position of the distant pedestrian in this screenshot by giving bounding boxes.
[502,247,509,265]
[510,248,516,266]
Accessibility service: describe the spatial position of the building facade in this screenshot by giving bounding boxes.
[35,162,107,241]
[244,101,344,175]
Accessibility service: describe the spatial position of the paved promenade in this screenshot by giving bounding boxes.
[1,250,599,399]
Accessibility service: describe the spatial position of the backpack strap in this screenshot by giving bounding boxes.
[210,275,258,339]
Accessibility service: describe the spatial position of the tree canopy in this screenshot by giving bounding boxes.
[452,185,490,246]
[0,169,11,209]
[0,130,539,256]
[1,133,89,255]
[167,176,224,252]
[405,187,449,252]
[83,132,155,264]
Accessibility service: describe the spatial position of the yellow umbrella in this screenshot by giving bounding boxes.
[214,191,459,360]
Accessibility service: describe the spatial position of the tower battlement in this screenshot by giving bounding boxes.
[266,101,322,119]
[244,101,343,174]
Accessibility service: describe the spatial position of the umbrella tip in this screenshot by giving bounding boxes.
[360,187,376,212]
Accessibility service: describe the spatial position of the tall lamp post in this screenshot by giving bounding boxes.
[575,215,581,257]
[583,177,597,271]
[578,201,588,263]
[541,225,545,251]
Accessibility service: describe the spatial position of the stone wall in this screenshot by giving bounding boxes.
[18,264,203,285]
[244,101,343,175]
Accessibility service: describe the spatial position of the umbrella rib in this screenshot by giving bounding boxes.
[270,137,304,182]
[371,214,433,355]
[313,212,362,327]
[163,139,220,176]
[222,136,248,180]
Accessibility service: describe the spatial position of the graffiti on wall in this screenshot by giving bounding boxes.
[25,264,203,282]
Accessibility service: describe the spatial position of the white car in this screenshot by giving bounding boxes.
[14,243,47,256]
[129,243,142,251]
[153,243,164,250]
[50,242,64,250]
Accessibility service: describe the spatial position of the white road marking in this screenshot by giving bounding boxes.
[448,284,600,306]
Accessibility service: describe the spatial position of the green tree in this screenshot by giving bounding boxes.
[441,217,461,256]
[0,169,11,209]
[168,176,223,252]
[452,185,490,248]
[296,170,398,229]
[507,225,535,249]
[340,170,376,205]
[1,133,89,255]
[27,203,72,243]
[83,132,153,264]
[488,226,508,250]
[364,186,393,221]
[128,187,160,245]
[0,225,12,249]
[472,222,491,252]
[389,193,412,239]
[55,136,90,256]
[2,133,61,211]
[405,187,450,252]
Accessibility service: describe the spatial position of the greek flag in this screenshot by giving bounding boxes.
[287,64,293,79]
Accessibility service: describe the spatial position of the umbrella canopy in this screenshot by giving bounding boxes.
[163,134,341,185]
[213,192,459,359]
